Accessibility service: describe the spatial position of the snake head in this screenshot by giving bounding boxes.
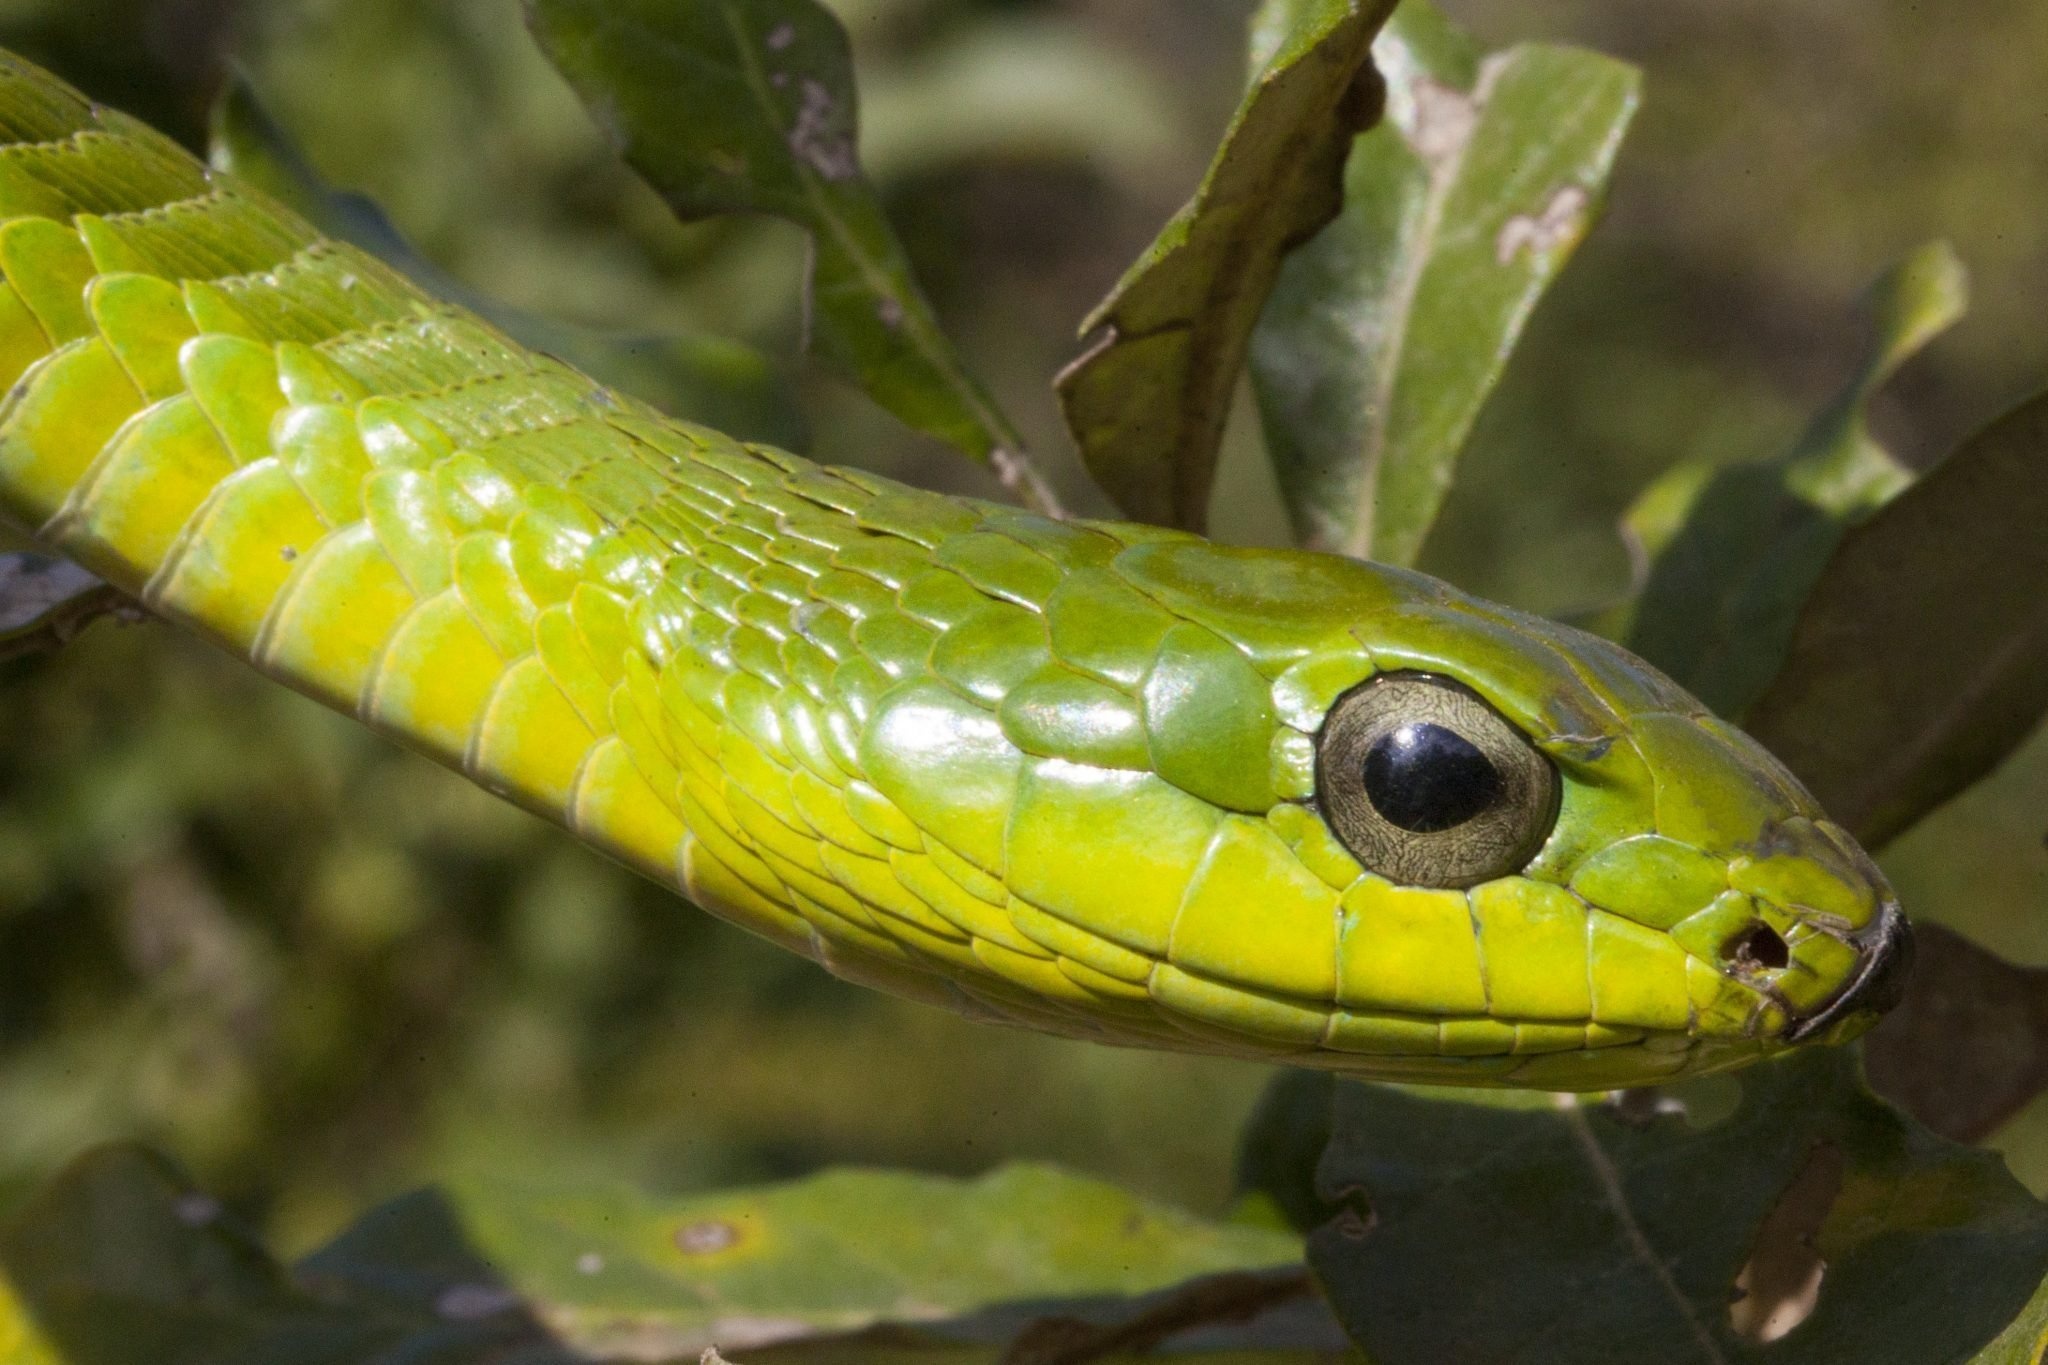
[1069,539,1912,1090]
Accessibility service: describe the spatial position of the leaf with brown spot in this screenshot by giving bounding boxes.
[0,1150,1307,1364]
[1728,1143,1839,1345]
[1249,1,1640,563]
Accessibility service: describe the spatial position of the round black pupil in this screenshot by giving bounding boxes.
[1361,723,1502,833]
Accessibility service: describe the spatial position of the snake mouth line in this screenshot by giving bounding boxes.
[1128,962,1694,1059]
[1781,900,1913,1044]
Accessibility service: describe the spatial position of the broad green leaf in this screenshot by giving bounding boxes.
[1054,0,1398,532]
[387,1163,1300,1356]
[1621,241,1968,716]
[1249,2,1640,564]
[1296,1049,2048,1364]
[526,0,1054,513]
[1743,390,2048,850]
[209,75,807,451]
[1862,923,2048,1144]
[0,553,126,662]
[0,1149,1303,1364]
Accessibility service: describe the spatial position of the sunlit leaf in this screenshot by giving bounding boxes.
[403,1162,1300,1357]
[209,72,808,451]
[0,1271,60,1365]
[526,0,1055,512]
[1249,1,1639,563]
[0,1149,1304,1364]
[0,553,127,662]
[1862,923,2048,1144]
[1259,1050,2048,1363]
[1054,0,1397,531]
[1743,389,2048,849]
[1621,241,1968,716]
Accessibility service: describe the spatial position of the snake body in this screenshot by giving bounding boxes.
[0,53,1908,1089]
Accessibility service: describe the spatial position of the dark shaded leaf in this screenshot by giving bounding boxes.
[748,1337,1341,1365]
[1233,1069,1339,1235]
[992,1270,1316,1365]
[1054,0,1397,531]
[1972,1273,2048,1363]
[0,1145,574,1365]
[1743,389,2048,849]
[209,74,808,451]
[1249,2,1639,563]
[1863,923,2048,1144]
[1307,1049,2048,1364]
[526,0,1055,512]
[1621,242,1967,716]
[0,554,130,662]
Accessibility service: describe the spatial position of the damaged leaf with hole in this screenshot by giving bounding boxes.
[1236,1050,2048,1364]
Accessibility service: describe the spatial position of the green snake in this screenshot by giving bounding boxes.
[0,52,1908,1091]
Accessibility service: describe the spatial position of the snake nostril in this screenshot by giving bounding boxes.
[1724,923,1790,972]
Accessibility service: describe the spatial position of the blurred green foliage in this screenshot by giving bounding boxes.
[3,0,2048,1331]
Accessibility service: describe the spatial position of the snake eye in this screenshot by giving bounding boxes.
[1316,673,1559,889]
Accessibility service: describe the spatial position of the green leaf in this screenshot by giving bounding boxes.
[1862,923,2048,1145]
[0,553,127,662]
[0,1273,60,1365]
[0,1149,1304,1364]
[525,0,1054,513]
[401,1162,1301,1357]
[209,74,808,452]
[1249,2,1640,564]
[1300,1049,2048,1364]
[1620,241,1968,716]
[1054,0,1398,532]
[1742,389,2048,850]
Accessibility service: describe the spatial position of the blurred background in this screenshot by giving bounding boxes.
[0,0,2044,1255]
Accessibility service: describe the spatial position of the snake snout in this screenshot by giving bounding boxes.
[1783,900,1914,1044]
